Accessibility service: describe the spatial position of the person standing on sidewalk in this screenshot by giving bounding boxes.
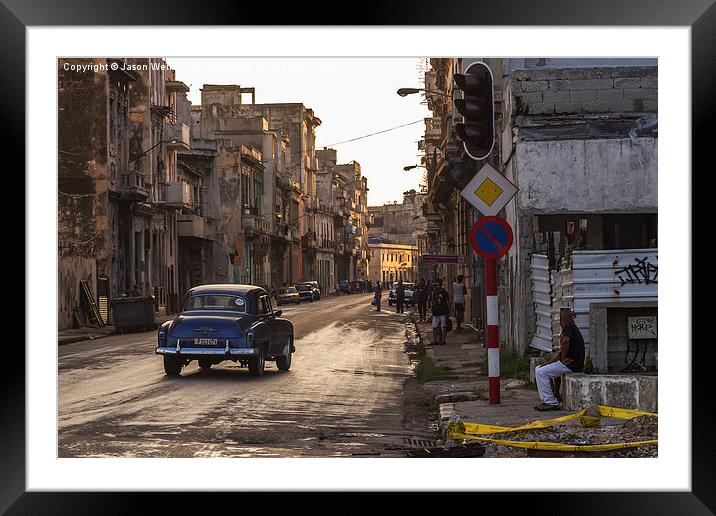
[452,275,467,332]
[534,308,585,411]
[395,279,405,314]
[430,280,450,345]
[414,278,428,322]
[373,281,382,311]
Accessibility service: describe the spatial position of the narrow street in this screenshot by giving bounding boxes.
[59,294,433,457]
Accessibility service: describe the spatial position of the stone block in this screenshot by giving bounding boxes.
[624,87,657,100]
[542,90,570,103]
[521,80,549,92]
[529,102,555,115]
[637,375,658,413]
[570,90,596,102]
[641,76,658,88]
[571,78,613,90]
[517,92,543,104]
[597,89,624,102]
[583,100,635,113]
[614,77,642,89]
[605,377,638,409]
[554,101,584,114]
[549,79,571,91]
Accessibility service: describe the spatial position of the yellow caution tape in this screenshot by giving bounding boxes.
[446,405,659,451]
[596,405,658,419]
[448,433,658,452]
[461,409,587,435]
[455,405,658,437]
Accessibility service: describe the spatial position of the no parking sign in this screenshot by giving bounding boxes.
[470,216,513,259]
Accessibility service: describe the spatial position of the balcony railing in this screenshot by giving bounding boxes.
[165,180,194,208]
[242,215,272,234]
[119,170,150,201]
[166,123,190,150]
[177,213,211,240]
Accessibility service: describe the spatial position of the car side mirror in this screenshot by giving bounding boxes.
[274,310,283,318]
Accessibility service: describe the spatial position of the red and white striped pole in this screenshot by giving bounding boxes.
[485,257,500,404]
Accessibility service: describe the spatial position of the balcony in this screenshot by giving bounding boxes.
[119,170,150,201]
[242,214,272,235]
[166,123,190,150]
[177,213,211,240]
[425,117,442,144]
[165,180,194,209]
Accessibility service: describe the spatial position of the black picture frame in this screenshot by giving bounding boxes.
[7,0,709,513]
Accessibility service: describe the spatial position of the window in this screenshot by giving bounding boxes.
[184,294,246,313]
[259,295,271,315]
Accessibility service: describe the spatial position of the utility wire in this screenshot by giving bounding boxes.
[324,120,423,147]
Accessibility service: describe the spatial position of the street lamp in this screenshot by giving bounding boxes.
[403,165,427,171]
[129,138,178,164]
[397,88,452,98]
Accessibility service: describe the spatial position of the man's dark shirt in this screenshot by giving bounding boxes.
[562,321,585,372]
[431,289,450,316]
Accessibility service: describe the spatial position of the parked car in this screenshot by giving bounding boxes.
[338,280,351,294]
[275,286,301,305]
[299,281,321,299]
[388,282,416,307]
[296,283,315,302]
[156,284,295,377]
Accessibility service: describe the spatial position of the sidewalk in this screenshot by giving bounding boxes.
[410,312,658,457]
[412,314,565,432]
[58,314,175,346]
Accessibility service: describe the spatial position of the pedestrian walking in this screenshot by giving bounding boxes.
[414,278,428,322]
[395,279,405,314]
[372,281,382,311]
[452,275,467,332]
[534,308,586,411]
[430,280,450,345]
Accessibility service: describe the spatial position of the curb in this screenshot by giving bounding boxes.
[58,332,115,346]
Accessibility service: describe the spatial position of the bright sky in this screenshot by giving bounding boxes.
[167,58,431,206]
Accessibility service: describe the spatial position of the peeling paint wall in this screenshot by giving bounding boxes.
[500,65,658,355]
[58,256,97,329]
[515,138,657,213]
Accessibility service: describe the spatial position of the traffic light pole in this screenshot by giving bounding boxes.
[485,257,500,404]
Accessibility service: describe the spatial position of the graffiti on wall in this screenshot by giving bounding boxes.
[614,256,658,286]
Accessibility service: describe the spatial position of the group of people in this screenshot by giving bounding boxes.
[371,275,586,413]
[371,275,469,346]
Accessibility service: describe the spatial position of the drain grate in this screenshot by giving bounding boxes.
[403,437,438,448]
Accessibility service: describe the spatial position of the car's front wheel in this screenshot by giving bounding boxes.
[248,347,266,376]
[276,337,293,371]
[163,356,182,376]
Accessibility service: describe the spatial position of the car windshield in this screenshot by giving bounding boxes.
[287,287,297,293]
[184,294,246,312]
[297,285,312,291]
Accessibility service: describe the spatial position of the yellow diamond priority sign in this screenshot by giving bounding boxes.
[474,178,503,206]
[460,163,518,216]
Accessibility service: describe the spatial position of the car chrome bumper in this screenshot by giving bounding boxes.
[155,347,258,356]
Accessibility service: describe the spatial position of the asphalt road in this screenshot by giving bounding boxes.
[59,293,431,457]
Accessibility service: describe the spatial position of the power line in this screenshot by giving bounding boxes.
[324,120,423,147]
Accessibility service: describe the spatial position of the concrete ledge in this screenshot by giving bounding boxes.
[563,373,657,412]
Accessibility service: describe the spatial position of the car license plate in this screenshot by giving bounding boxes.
[194,338,218,346]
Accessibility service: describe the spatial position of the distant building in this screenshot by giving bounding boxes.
[368,243,419,287]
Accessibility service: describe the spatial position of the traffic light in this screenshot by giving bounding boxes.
[449,159,474,191]
[454,61,495,161]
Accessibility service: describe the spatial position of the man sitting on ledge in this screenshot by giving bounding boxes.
[534,308,585,411]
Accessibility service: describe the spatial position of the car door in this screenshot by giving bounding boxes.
[258,295,281,355]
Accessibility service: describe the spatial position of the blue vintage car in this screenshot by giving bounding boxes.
[156,284,295,377]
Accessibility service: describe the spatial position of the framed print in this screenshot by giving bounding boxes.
[6,0,711,513]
